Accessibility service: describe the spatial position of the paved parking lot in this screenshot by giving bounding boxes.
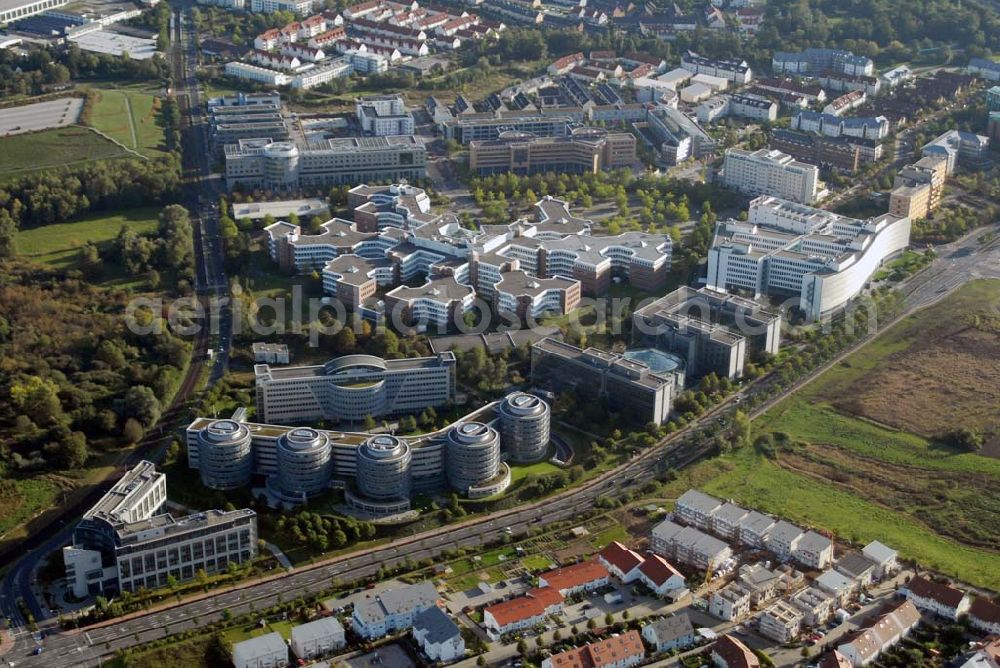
[0,98,84,136]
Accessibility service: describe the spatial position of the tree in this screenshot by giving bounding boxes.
[124,385,161,427]
[50,430,88,469]
[10,375,62,425]
[361,415,377,430]
[0,209,17,258]
[122,417,145,444]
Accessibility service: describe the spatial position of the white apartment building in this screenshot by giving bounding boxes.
[793,530,834,569]
[720,148,822,204]
[357,95,415,136]
[233,632,288,668]
[250,0,312,13]
[254,352,456,424]
[706,196,912,320]
[290,617,346,660]
[225,61,291,86]
[352,581,439,638]
[710,582,753,621]
[765,520,804,561]
[758,600,803,643]
[292,58,354,89]
[412,605,465,664]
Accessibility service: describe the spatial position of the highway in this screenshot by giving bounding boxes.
[3,217,998,666]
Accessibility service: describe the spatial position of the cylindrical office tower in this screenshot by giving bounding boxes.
[445,422,501,493]
[356,435,411,501]
[498,392,550,464]
[276,427,332,498]
[196,419,254,490]
[263,142,299,190]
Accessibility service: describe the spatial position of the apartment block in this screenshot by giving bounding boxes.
[541,630,645,668]
[793,530,834,569]
[720,148,822,204]
[356,95,415,136]
[773,48,874,77]
[710,582,753,621]
[681,50,753,85]
[758,600,803,642]
[352,581,439,638]
[837,600,920,666]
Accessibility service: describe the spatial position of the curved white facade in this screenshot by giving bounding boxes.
[196,420,254,490]
[498,393,551,463]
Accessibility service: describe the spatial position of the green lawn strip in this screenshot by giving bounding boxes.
[697,449,1000,591]
[0,126,127,178]
[590,524,630,550]
[17,207,161,269]
[508,460,561,484]
[0,478,61,538]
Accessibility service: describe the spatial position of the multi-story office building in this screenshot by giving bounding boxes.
[384,276,476,329]
[356,95,415,136]
[224,135,426,191]
[720,148,823,205]
[254,352,457,424]
[442,112,574,144]
[321,254,394,308]
[186,397,540,511]
[772,48,874,77]
[706,196,912,320]
[469,128,636,176]
[531,337,681,425]
[680,51,753,85]
[494,270,581,321]
[265,217,385,272]
[632,286,781,379]
[63,461,257,598]
[921,129,991,175]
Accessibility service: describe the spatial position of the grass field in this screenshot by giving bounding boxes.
[0,126,128,178]
[17,207,161,269]
[0,478,61,540]
[87,88,167,157]
[670,279,1000,590]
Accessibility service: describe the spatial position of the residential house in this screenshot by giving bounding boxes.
[290,617,346,661]
[352,581,439,638]
[642,614,697,654]
[817,650,853,668]
[815,569,857,606]
[766,521,804,562]
[672,526,734,571]
[758,600,803,643]
[233,632,288,668]
[542,629,645,668]
[599,541,645,583]
[793,531,834,569]
[483,587,563,635]
[738,511,775,549]
[835,553,877,588]
[673,489,722,530]
[901,576,970,621]
[712,502,749,541]
[968,596,1000,635]
[711,634,760,668]
[861,541,898,579]
[538,559,610,596]
[710,582,752,621]
[737,563,781,605]
[637,554,687,597]
[412,605,465,664]
[650,519,684,557]
[791,586,835,626]
[837,599,920,667]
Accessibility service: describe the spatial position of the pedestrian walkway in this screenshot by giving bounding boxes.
[264,542,294,570]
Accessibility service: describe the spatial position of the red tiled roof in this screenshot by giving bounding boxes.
[484,586,563,628]
[906,576,966,609]
[712,635,760,668]
[638,553,683,587]
[817,650,852,668]
[547,630,645,668]
[540,559,609,594]
[599,541,644,575]
[552,52,585,69]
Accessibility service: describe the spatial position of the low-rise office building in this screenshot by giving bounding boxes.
[469,128,636,176]
[921,129,991,175]
[224,135,426,191]
[252,342,291,364]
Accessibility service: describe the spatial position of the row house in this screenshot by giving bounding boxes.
[673,489,722,530]
[482,586,563,636]
[254,28,281,51]
[250,49,301,70]
[792,531,834,569]
[281,43,325,62]
[711,634,760,668]
[349,27,429,55]
[968,596,1000,635]
[437,14,477,36]
[636,554,687,597]
[900,576,970,621]
[548,51,585,76]
[541,630,645,668]
[837,600,920,667]
[598,541,645,583]
[350,16,427,40]
[537,559,610,596]
[308,26,347,48]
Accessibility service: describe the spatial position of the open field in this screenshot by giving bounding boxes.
[681,279,1000,590]
[88,88,167,157]
[17,207,161,269]
[0,126,128,178]
[0,478,61,540]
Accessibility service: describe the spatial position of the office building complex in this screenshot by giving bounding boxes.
[530,338,682,425]
[889,155,948,221]
[707,196,911,320]
[720,149,823,204]
[637,106,718,166]
[469,128,636,176]
[224,135,426,191]
[632,286,781,379]
[253,352,457,424]
[773,48,874,77]
[193,418,254,490]
[356,95,415,136]
[186,394,548,512]
[921,129,991,175]
[63,461,257,598]
[443,112,574,144]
